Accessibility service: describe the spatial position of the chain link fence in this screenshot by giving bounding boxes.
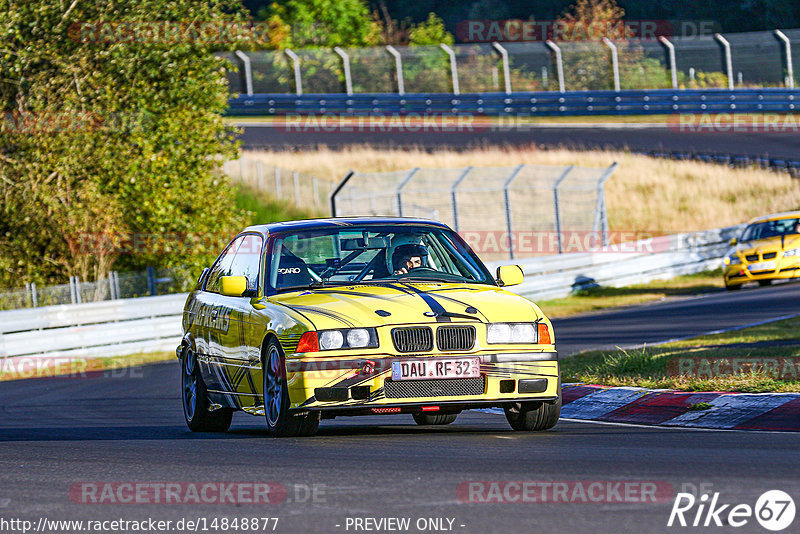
[0,268,188,311]
[225,29,800,96]
[223,157,333,211]
[331,163,617,261]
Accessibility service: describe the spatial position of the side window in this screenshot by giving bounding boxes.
[205,236,244,293]
[229,234,264,291]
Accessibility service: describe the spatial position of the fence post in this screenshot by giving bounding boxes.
[330,171,355,216]
[386,46,405,95]
[502,165,525,260]
[592,162,619,247]
[545,40,565,93]
[31,282,38,307]
[107,272,115,300]
[440,44,460,95]
[69,276,76,304]
[256,161,264,190]
[312,177,320,207]
[775,30,795,89]
[239,158,246,182]
[333,47,353,95]
[233,51,254,96]
[275,167,282,198]
[284,48,303,96]
[491,42,512,94]
[659,36,678,89]
[602,38,620,92]
[146,267,157,297]
[552,165,575,254]
[714,34,734,90]
[74,276,82,304]
[293,171,301,206]
[395,168,420,217]
[450,166,473,232]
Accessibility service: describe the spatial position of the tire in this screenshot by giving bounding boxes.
[412,413,459,426]
[504,380,561,431]
[181,346,233,432]
[725,283,742,291]
[263,338,320,437]
[758,280,772,287]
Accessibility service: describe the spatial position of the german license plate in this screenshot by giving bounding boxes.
[748,261,775,271]
[391,358,480,381]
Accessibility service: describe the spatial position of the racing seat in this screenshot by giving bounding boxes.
[276,255,312,289]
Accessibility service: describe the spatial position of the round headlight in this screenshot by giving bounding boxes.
[728,255,741,265]
[319,330,344,350]
[346,328,370,348]
[487,323,511,344]
[511,323,536,343]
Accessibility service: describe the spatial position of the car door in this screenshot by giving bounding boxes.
[221,233,265,407]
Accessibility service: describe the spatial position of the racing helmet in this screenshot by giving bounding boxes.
[392,243,428,271]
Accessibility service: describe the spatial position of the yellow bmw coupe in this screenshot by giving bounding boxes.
[178,217,560,437]
[723,211,800,290]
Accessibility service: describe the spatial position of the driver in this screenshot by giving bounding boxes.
[392,244,429,275]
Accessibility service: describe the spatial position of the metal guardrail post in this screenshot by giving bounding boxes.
[31,282,38,307]
[330,171,354,216]
[602,38,621,92]
[385,46,405,95]
[450,166,473,232]
[659,36,678,89]
[333,47,353,95]
[440,44,460,95]
[775,30,795,89]
[502,165,525,260]
[395,168,420,217]
[146,267,157,297]
[552,165,575,254]
[233,51,253,96]
[491,42,512,94]
[714,34,734,90]
[284,48,303,95]
[545,40,565,93]
[592,162,618,247]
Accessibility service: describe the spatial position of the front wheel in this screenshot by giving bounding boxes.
[181,347,233,432]
[263,339,320,437]
[504,379,561,432]
[412,413,459,426]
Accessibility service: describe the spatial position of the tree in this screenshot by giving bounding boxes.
[0,0,250,289]
[259,0,383,48]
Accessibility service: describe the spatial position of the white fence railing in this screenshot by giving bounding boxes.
[0,225,741,361]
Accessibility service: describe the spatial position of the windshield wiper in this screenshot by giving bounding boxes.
[275,280,326,293]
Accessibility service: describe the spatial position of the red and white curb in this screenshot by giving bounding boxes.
[561,385,800,431]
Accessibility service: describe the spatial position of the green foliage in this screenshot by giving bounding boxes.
[234,184,323,225]
[0,0,249,288]
[408,13,454,46]
[260,0,382,48]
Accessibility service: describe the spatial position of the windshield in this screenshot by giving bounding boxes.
[740,218,800,242]
[266,225,495,293]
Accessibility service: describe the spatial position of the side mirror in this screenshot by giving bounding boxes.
[496,265,524,287]
[729,237,738,246]
[220,276,248,297]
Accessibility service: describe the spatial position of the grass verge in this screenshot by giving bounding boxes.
[537,269,723,318]
[234,183,324,225]
[561,316,800,392]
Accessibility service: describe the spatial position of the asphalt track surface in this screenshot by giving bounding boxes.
[2,282,800,533]
[239,123,800,160]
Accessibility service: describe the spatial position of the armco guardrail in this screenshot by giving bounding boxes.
[0,225,740,361]
[0,294,187,360]
[487,224,744,301]
[228,88,800,116]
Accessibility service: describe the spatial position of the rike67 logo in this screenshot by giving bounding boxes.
[668,490,795,531]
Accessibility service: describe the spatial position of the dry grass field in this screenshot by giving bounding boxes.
[237,146,800,234]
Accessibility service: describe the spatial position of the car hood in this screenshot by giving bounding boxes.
[269,282,542,330]
[730,234,800,257]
